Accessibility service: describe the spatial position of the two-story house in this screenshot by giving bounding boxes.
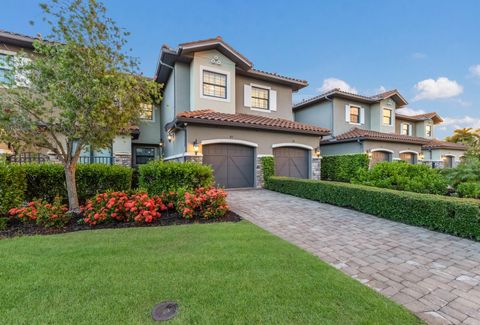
[293,88,466,167]
[154,37,329,188]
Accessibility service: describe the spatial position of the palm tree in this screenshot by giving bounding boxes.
[445,128,475,143]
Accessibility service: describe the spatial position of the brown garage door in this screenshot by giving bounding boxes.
[400,152,416,164]
[371,151,391,166]
[274,147,309,179]
[202,143,255,188]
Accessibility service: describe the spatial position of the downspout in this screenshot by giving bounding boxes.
[158,59,175,160]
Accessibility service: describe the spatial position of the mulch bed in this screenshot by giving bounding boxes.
[0,210,242,239]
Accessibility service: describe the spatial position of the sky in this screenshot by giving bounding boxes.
[1,0,479,139]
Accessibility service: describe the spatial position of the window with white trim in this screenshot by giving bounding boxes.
[139,103,154,120]
[426,124,432,137]
[350,106,360,124]
[251,86,269,110]
[202,70,227,99]
[0,53,13,84]
[401,123,412,135]
[383,108,392,125]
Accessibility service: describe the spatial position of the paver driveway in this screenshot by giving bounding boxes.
[228,189,480,325]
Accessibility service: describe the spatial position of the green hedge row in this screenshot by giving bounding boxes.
[0,163,132,215]
[261,156,275,183]
[139,161,213,195]
[265,176,480,241]
[321,154,369,182]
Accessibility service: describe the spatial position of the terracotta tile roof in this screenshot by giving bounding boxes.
[175,110,330,135]
[328,127,430,145]
[248,68,308,85]
[294,88,408,110]
[396,112,444,124]
[423,139,467,150]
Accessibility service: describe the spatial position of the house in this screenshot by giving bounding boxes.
[293,88,466,168]
[0,29,158,166]
[154,37,330,188]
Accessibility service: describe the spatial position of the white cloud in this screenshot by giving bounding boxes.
[396,107,426,116]
[413,77,463,101]
[376,85,387,93]
[317,78,357,94]
[469,64,480,77]
[442,116,480,129]
[411,52,427,60]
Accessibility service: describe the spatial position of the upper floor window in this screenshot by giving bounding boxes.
[350,106,360,124]
[0,53,13,84]
[202,70,227,99]
[383,108,392,125]
[426,124,432,137]
[401,123,412,136]
[251,86,269,110]
[139,103,154,120]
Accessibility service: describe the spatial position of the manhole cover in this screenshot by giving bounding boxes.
[151,301,178,321]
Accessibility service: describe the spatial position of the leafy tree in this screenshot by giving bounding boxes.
[446,128,480,158]
[0,0,161,212]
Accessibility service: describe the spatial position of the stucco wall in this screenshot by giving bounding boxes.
[294,101,333,132]
[235,75,293,120]
[321,141,363,156]
[133,106,161,145]
[395,118,417,137]
[175,62,190,111]
[363,140,423,159]
[185,125,320,156]
[333,98,371,135]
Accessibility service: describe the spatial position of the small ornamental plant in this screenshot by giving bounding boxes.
[9,197,70,228]
[176,187,228,219]
[81,192,168,225]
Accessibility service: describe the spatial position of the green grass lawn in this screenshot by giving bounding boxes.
[0,221,421,324]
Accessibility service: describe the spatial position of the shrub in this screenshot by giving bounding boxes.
[176,187,228,219]
[266,177,480,240]
[442,156,480,187]
[261,156,275,183]
[353,161,448,195]
[139,161,213,195]
[81,192,167,225]
[321,154,369,182]
[0,164,26,216]
[0,217,8,230]
[456,182,480,199]
[23,163,132,203]
[9,197,71,228]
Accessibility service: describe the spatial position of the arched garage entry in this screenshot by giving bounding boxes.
[273,144,311,179]
[370,148,393,166]
[202,140,256,188]
[399,150,418,164]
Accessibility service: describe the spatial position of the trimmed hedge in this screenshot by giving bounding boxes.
[139,161,214,194]
[321,154,369,182]
[261,156,275,182]
[265,176,480,240]
[0,164,27,216]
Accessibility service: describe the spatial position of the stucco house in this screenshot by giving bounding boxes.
[154,37,329,188]
[293,88,466,168]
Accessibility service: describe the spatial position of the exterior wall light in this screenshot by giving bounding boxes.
[314,147,321,158]
[159,138,164,148]
[367,150,373,159]
[167,132,174,142]
[193,139,199,155]
[418,152,424,161]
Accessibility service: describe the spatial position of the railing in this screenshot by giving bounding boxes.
[78,156,114,165]
[7,152,51,164]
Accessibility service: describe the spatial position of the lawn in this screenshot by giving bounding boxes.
[0,221,421,324]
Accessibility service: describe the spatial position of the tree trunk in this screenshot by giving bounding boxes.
[65,163,80,213]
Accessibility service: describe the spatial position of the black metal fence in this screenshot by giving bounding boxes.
[7,152,114,165]
[78,156,114,165]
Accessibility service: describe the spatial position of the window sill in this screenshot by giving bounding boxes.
[250,107,271,113]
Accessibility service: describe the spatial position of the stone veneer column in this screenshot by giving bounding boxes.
[256,155,266,188]
[312,157,321,180]
[114,153,132,166]
[184,154,203,163]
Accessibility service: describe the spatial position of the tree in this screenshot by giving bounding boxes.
[0,0,161,212]
[446,128,480,158]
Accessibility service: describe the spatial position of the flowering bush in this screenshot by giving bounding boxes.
[81,191,168,225]
[9,197,70,228]
[176,187,228,219]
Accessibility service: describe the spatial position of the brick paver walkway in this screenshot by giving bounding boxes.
[228,189,480,325]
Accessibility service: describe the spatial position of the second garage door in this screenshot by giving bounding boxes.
[202,143,255,188]
[274,147,309,179]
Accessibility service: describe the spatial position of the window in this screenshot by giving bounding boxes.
[350,106,360,123]
[383,108,392,125]
[0,53,12,84]
[139,103,154,120]
[251,86,269,110]
[135,147,155,165]
[426,125,432,137]
[401,123,412,135]
[202,70,227,99]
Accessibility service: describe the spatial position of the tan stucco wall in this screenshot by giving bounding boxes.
[185,125,320,156]
[235,74,293,120]
[363,140,423,159]
[395,118,417,137]
[333,98,371,135]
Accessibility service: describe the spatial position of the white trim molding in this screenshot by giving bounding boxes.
[370,148,394,154]
[201,139,258,147]
[199,65,231,103]
[163,152,204,161]
[272,143,313,150]
[399,150,419,155]
[257,154,274,158]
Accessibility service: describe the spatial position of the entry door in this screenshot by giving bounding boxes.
[202,144,255,188]
[274,147,309,179]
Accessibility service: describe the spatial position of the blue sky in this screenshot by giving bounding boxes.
[2,0,479,138]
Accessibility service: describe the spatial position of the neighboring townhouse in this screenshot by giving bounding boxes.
[293,88,466,168]
[0,30,158,166]
[155,37,329,188]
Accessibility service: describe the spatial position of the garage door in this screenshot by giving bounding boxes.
[400,152,416,164]
[371,151,391,166]
[274,147,309,179]
[202,143,255,188]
